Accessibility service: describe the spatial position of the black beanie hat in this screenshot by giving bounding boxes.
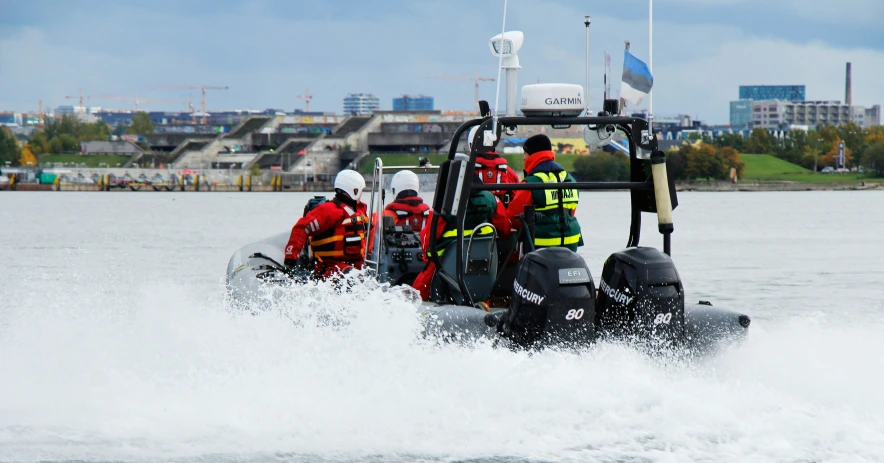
[523,134,552,155]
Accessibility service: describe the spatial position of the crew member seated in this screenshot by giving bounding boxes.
[507,134,582,251]
[367,169,430,255]
[412,172,511,301]
[283,169,369,279]
[376,170,430,231]
[468,126,520,204]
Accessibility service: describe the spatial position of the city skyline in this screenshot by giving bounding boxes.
[2,0,883,124]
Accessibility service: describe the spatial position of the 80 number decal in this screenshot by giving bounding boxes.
[565,309,584,320]
[653,313,673,325]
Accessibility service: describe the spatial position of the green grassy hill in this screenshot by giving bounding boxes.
[741,154,809,178]
[359,153,581,174]
[740,153,877,183]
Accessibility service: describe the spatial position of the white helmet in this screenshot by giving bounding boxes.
[334,169,365,201]
[391,170,420,196]
[467,126,479,152]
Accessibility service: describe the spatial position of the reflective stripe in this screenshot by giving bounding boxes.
[429,226,494,257]
[312,232,365,247]
[533,171,578,210]
[440,225,494,239]
[306,219,320,234]
[342,214,367,226]
[534,233,582,247]
[536,203,578,212]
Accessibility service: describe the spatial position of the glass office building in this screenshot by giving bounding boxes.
[739,85,806,102]
[393,95,434,111]
[342,93,380,115]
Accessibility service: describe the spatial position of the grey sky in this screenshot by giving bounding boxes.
[1,0,882,123]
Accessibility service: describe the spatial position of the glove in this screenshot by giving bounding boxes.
[283,258,315,283]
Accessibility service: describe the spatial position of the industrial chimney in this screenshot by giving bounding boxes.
[846,62,852,106]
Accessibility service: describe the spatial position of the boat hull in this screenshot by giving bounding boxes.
[227,233,750,352]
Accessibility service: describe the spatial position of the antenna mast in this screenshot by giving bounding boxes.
[604,52,611,101]
[649,0,654,135]
[492,0,509,128]
[584,16,591,116]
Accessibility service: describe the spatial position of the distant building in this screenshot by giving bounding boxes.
[729,100,752,128]
[865,105,882,127]
[93,111,134,127]
[55,105,75,116]
[852,106,867,127]
[342,93,380,115]
[748,99,860,129]
[393,95,434,111]
[739,85,806,102]
[80,140,144,155]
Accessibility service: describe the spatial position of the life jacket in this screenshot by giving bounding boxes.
[427,191,496,259]
[474,152,516,200]
[386,196,430,231]
[525,169,582,250]
[309,200,368,262]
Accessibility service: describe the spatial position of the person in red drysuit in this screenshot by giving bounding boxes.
[283,170,368,279]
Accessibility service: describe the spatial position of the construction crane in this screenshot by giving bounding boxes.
[149,84,229,124]
[428,71,495,111]
[296,88,313,112]
[109,95,191,111]
[65,89,86,107]
[65,93,190,111]
[64,90,125,108]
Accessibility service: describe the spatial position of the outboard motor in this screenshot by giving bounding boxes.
[501,248,596,347]
[596,247,685,344]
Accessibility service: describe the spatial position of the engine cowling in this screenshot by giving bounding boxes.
[501,247,596,347]
[596,247,685,344]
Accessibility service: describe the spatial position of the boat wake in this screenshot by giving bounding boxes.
[2,278,883,462]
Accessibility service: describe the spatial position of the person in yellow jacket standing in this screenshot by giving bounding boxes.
[506,134,582,251]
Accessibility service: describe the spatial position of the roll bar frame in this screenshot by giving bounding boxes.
[428,115,676,306]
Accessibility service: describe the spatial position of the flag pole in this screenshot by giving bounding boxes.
[648,0,654,136]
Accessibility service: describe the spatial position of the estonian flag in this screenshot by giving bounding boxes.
[621,48,653,105]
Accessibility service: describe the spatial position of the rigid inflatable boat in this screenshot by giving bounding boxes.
[227,95,750,352]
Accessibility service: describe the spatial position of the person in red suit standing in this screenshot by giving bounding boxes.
[283,170,369,279]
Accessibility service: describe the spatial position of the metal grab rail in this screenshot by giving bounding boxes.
[363,157,441,280]
[471,181,653,192]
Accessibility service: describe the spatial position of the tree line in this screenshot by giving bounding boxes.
[0,112,155,167]
[573,122,884,181]
[712,123,884,176]
[573,143,745,182]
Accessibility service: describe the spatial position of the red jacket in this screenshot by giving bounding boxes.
[284,199,368,265]
[367,195,430,253]
[381,195,430,230]
[474,152,520,199]
[507,150,577,227]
